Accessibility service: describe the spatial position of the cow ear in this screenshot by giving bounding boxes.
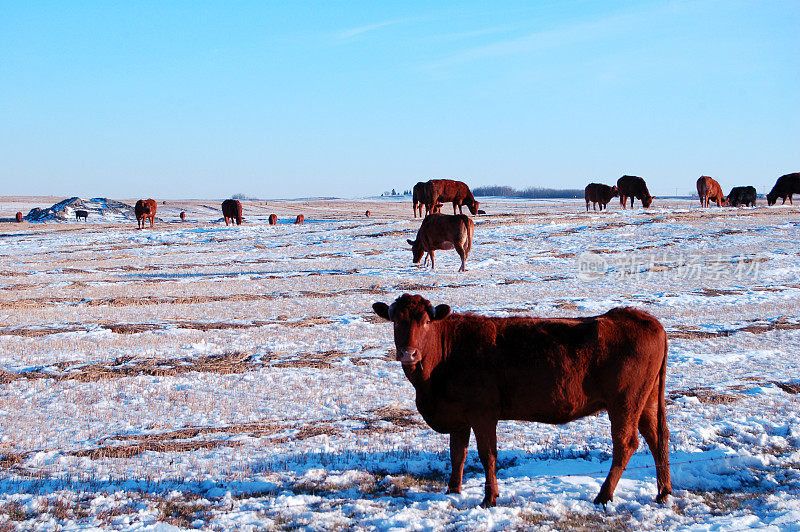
[372,302,391,321]
[432,304,450,320]
[407,239,415,246]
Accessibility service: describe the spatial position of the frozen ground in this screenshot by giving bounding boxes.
[0,196,799,530]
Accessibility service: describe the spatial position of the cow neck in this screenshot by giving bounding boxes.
[402,319,450,389]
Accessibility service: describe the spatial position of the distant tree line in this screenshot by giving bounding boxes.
[472,185,582,199]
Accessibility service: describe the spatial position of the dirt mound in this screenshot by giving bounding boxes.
[26,197,136,222]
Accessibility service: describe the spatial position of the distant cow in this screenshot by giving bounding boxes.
[268,214,278,225]
[617,175,653,209]
[407,214,474,272]
[584,183,619,211]
[134,199,157,229]
[365,210,371,218]
[295,214,304,224]
[15,212,23,223]
[412,182,429,218]
[372,294,671,508]
[727,186,757,207]
[767,173,800,206]
[696,176,727,207]
[428,179,480,215]
[222,199,243,226]
[179,211,186,221]
[75,210,88,221]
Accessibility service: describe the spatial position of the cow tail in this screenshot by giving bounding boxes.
[657,333,669,458]
[464,217,474,255]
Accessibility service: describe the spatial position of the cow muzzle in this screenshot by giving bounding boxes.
[397,348,420,366]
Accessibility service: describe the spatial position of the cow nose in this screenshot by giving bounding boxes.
[398,348,418,365]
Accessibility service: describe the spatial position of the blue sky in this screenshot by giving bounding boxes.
[1,1,797,199]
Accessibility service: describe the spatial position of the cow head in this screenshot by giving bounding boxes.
[407,239,424,264]
[610,186,619,197]
[767,191,777,206]
[468,200,480,215]
[642,195,653,208]
[373,294,450,368]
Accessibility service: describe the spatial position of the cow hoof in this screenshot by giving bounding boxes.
[655,490,671,504]
[479,497,497,508]
[593,493,612,506]
[445,487,461,495]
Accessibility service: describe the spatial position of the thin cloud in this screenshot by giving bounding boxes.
[337,19,406,40]
[423,1,697,69]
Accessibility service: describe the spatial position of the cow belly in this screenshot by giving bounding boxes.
[439,241,455,250]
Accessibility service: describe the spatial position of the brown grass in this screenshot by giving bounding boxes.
[670,317,800,339]
[5,351,255,383]
[668,386,743,405]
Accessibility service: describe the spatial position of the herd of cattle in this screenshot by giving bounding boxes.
[129,198,304,229]
[6,173,798,509]
[585,172,799,211]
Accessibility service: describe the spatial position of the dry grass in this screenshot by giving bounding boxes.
[668,386,744,404]
[4,351,256,382]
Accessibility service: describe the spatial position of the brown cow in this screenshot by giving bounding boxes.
[134,199,157,229]
[617,175,653,209]
[428,179,480,215]
[179,211,186,221]
[372,294,671,508]
[767,173,800,206]
[696,176,727,207]
[268,214,278,225]
[407,214,473,272]
[365,210,371,218]
[585,183,619,211]
[412,182,429,218]
[15,212,23,223]
[75,210,88,221]
[222,199,243,225]
[295,214,304,224]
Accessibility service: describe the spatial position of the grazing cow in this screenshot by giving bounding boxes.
[372,294,671,508]
[222,199,243,226]
[767,173,800,206]
[696,176,727,207]
[179,211,186,221]
[407,214,474,272]
[617,175,653,209]
[727,186,757,207]
[428,179,480,215]
[295,214,304,224]
[365,210,371,218]
[134,199,157,229]
[75,210,88,221]
[15,212,23,223]
[584,183,619,211]
[412,182,429,218]
[429,202,443,214]
[268,214,278,225]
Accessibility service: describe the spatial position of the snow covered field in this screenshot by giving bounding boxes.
[0,197,799,530]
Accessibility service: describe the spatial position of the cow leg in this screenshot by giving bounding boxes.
[429,250,435,269]
[446,427,470,494]
[586,202,589,212]
[790,195,794,205]
[456,244,467,272]
[474,421,499,507]
[638,394,672,503]
[595,410,640,506]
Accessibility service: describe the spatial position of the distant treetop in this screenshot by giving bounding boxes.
[472,185,582,199]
